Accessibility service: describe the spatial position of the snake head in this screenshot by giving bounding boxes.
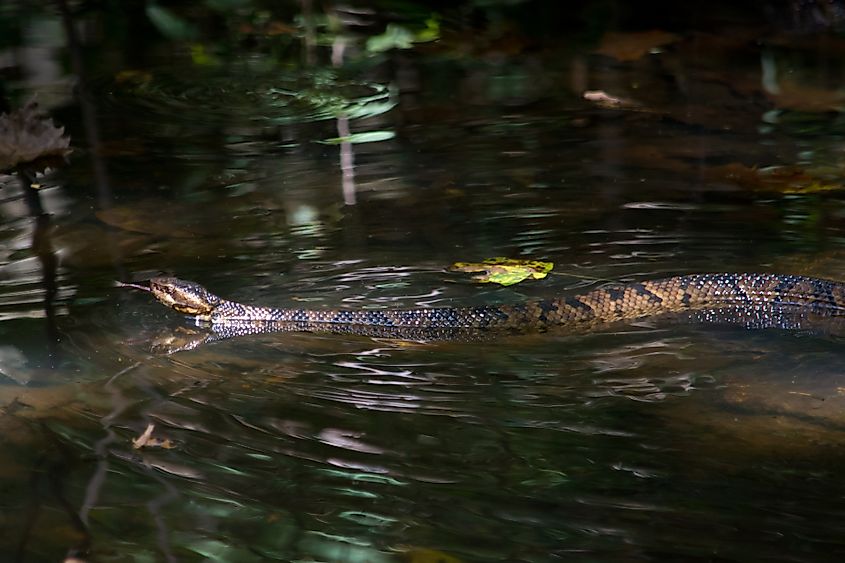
[148,277,221,319]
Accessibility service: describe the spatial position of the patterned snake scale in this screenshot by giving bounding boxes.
[140,273,845,340]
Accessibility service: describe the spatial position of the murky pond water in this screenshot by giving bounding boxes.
[5,1,845,561]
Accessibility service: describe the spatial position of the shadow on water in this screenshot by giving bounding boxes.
[7,0,845,560]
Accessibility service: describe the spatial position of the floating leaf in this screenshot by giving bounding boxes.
[190,43,218,66]
[114,69,153,87]
[594,30,680,61]
[765,79,845,113]
[132,423,175,449]
[449,257,553,286]
[318,130,395,144]
[583,90,645,111]
[708,163,844,194]
[96,200,215,238]
[0,102,72,173]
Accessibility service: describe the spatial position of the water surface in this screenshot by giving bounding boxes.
[4,2,845,561]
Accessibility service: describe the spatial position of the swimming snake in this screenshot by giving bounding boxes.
[124,273,845,340]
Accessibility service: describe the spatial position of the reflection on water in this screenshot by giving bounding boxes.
[7,309,843,560]
[105,67,397,130]
[7,1,845,561]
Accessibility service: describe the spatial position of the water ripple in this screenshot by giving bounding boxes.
[101,67,396,128]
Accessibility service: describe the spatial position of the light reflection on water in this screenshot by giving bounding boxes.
[6,302,845,560]
[8,209,845,561]
[8,9,845,563]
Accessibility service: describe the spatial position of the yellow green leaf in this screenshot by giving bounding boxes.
[190,43,219,66]
[449,257,553,286]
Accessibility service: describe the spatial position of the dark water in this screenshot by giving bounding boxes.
[5,1,845,561]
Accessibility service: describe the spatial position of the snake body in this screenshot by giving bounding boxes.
[139,273,845,339]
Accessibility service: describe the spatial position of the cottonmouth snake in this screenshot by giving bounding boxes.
[127,273,845,340]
